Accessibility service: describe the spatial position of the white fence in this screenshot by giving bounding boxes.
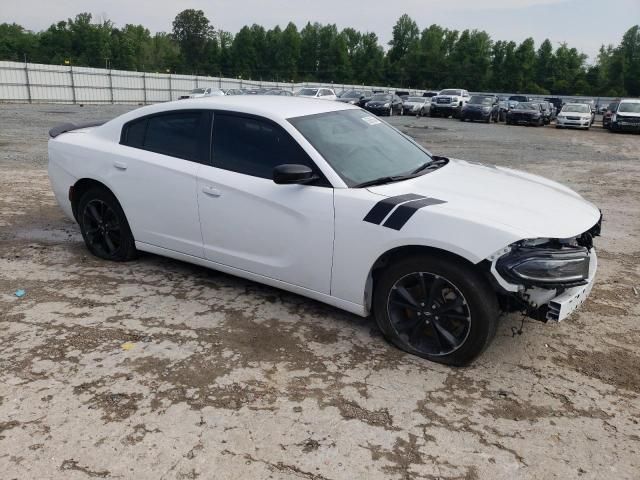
[0,61,424,104]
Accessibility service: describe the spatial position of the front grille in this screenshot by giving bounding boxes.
[437,97,451,104]
[618,116,640,124]
[567,116,581,121]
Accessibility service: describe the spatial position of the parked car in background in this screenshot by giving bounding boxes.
[497,96,510,122]
[545,97,564,115]
[537,101,554,124]
[337,89,374,107]
[460,95,499,123]
[507,95,531,111]
[48,96,602,366]
[243,88,269,95]
[187,87,225,99]
[224,89,245,96]
[364,93,404,116]
[403,96,431,116]
[609,98,640,133]
[506,102,545,126]
[263,89,293,96]
[430,89,470,118]
[395,91,410,100]
[603,100,620,129]
[296,88,338,100]
[556,103,593,130]
[422,91,440,98]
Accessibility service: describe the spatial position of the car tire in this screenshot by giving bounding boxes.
[373,254,499,366]
[78,187,137,262]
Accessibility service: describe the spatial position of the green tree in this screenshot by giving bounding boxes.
[172,9,214,73]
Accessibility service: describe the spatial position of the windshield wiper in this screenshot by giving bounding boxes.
[411,156,448,174]
[354,157,449,189]
[353,176,408,188]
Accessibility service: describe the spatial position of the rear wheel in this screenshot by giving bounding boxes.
[78,187,137,262]
[373,255,498,366]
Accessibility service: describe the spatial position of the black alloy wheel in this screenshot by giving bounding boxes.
[78,187,137,261]
[373,255,498,366]
[386,272,471,357]
[82,199,122,258]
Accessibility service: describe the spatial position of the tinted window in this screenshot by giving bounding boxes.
[122,111,207,162]
[145,112,205,161]
[123,118,146,148]
[212,114,314,180]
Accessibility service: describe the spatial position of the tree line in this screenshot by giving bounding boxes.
[1,10,638,96]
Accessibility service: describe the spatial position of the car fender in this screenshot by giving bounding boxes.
[331,189,525,310]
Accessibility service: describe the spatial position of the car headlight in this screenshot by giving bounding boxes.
[384,103,390,108]
[349,100,357,104]
[497,246,590,287]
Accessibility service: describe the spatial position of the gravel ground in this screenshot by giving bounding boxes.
[1,104,639,480]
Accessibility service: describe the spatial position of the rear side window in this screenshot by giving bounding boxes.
[121,111,208,163]
[212,114,316,180]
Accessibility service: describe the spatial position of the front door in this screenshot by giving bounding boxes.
[197,112,335,294]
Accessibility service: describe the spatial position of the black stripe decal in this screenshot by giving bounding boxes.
[382,197,446,230]
[363,194,425,225]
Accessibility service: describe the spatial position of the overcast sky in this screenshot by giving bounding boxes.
[5,0,639,63]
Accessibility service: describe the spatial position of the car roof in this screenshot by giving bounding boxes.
[620,98,640,103]
[98,96,358,139]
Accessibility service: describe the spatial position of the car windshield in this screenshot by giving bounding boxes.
[190,88,206,94]
[406,97,424,102]
[439,90,461,96]
[371,94,392,101]
[516,102,537,110]
[619,102,640,113]
[469,96,493,105]
[562,104,590,113]
[299,88,318,96]
[289,109,432,187]
[341,90,362,98]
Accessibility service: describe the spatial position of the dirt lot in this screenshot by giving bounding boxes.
[1,104,639,480]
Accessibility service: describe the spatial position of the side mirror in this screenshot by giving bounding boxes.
[273,164,317,185]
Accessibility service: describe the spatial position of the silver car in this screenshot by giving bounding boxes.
[403,97,431,116]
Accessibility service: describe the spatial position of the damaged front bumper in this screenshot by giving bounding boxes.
[546,249,597,320]
[487,217,601,322]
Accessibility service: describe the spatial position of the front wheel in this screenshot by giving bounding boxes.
[373,255,498,366]
[78,187,137,262]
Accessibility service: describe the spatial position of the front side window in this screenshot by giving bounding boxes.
[121,111,208,162]
[212,114,316,181]
[290,109,433,187]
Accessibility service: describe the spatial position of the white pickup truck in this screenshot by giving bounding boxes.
[430,89,470,118]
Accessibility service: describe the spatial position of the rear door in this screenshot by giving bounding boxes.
[112,110,209,257]
[196,112,335,293]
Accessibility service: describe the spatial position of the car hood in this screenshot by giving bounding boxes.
[617,110,640,117]
[366,159,600,240]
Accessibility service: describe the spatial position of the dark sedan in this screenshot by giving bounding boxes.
[363,94,404,116]
[336,89,373,107]
[460,95,499,123]
[506,102,545,126]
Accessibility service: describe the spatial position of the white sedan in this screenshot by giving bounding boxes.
[295,87,337,101]
[556,103,593,130]
[48,97,602,365]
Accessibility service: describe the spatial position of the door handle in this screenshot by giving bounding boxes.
[114,161,127,170]
[202,186,222,198]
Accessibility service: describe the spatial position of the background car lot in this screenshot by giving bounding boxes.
[1,105,639,479]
